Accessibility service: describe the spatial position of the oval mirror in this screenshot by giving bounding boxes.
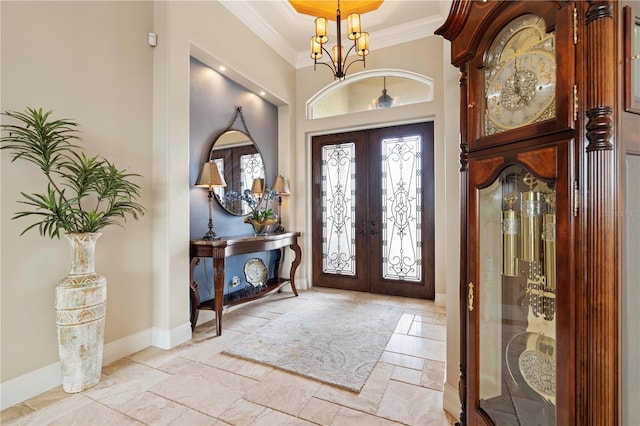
[209,130,265,216]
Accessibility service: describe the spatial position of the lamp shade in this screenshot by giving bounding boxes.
[314,17,328,44]
[196,161,226,188]
[357,32,369,56]
[271,175,291,195]
[310,36,323,60]
[251,177,265,194]
[346,13,361,40]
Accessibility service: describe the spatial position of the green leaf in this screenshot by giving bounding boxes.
[1,107,146,238]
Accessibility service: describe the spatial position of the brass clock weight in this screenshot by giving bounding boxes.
[502,191,520,277]
[503,171,557,406]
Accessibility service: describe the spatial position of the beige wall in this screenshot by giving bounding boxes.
[1,0,154,385]
[1,0,461,415]
[0,0,297,409]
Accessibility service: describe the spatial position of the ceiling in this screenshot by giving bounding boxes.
[220,0,452,69]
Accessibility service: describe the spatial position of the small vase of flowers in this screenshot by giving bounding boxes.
[225,186,279,235]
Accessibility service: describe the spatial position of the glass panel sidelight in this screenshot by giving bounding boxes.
[321,143,356,275]
[478,165,557,425]
[240,153,265,215]
[381,135,422,281]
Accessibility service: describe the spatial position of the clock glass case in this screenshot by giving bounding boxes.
[484,14,556,136]
[477,165,557,425]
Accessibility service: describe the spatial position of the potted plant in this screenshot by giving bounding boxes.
[224,186,278,235]
[0,107,145,393]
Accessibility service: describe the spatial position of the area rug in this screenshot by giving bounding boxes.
[223,297,404,392]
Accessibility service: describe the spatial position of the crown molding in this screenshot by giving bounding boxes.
[221,1,446,70]
[220,0,300,67]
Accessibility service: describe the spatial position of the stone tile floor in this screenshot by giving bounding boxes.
[2,288,457,425]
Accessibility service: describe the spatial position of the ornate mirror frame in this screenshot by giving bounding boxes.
[208,107,266,216]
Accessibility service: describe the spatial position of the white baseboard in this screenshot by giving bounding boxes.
[0,362,62,410]
[298,278,309,289]
[1,322,192,410]
[151,322,192,349]
[443,382,461,423]
[102,328,152,365]
[434,292,447,307]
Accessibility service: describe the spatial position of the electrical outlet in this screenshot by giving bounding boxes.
[231,276,241,287]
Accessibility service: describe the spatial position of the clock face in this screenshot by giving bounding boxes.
[484,14,556,136]
[486,50,556,130]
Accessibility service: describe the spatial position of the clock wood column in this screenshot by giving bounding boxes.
[583,1,618,424]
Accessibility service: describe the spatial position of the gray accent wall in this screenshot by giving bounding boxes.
[189,57,278,300]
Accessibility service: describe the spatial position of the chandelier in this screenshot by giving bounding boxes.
[305,0,371,80]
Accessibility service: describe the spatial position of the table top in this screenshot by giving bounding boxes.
[191,231,300,246]
[191,232,301,258]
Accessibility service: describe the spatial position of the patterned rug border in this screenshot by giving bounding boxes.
[223,297,404,392]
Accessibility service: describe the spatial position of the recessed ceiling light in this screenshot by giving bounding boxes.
[218,66,226,72]
[259,91,266,96]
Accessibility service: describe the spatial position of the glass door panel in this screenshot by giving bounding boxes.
[321,142,357,276]
[311,122,435,299]
[381,135,423,282]
[478,165,557,425]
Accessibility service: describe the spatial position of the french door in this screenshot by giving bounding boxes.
[311,122,435,299]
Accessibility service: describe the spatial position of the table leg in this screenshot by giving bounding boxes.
[213,256,225,335]
[288,241,302,296]
[189,257,201,331]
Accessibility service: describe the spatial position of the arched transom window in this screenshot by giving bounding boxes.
[307,69,434,119]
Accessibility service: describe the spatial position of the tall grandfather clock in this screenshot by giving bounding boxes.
[436,1,623,425]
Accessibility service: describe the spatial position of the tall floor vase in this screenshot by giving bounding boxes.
[55,232,107,393]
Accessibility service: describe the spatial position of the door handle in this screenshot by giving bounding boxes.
[370,230,378,235]
[370,220,376,226]
[360,229,367,235]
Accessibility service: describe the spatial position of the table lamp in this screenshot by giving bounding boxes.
[196,161,227,240]
[251,177,265,195]
[270,175,291,233]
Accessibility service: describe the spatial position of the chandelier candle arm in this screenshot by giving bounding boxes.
[307,1,370,80]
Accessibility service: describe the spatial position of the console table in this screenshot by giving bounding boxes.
[189,231,301,335]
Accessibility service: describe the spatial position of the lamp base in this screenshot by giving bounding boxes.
[202,230,219,240]
[202,216,219,240]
